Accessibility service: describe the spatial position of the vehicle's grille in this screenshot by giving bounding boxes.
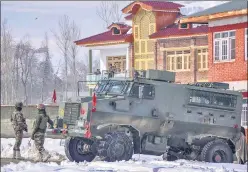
[63,103,80,125]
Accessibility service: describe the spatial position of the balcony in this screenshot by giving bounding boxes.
[86,70,131,87]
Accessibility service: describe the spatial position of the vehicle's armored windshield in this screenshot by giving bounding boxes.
[94,79,130,95]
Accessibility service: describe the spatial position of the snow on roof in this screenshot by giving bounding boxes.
[127,28,132,34]
[185,1,246,18]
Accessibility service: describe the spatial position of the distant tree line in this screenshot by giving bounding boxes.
[1,1,127,105]
[0,17,99,105]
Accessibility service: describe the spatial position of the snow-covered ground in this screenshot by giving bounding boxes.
[1,138,247,172]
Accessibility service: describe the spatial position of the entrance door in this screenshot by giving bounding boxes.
[107,56,126,73]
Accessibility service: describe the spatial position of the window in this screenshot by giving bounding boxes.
[189,89,237,109]
[241,104,247,127]
[214,30,236,62]
[245,28,248,60]
[149,23,156,35]
[197,48,208,70]
[129,83,155,99]
[180,23,188,29]
[166,50,190,71]
[134,25,139,39]
[112,27,120,35]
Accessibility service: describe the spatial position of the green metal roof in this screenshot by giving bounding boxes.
[184,1,247,18]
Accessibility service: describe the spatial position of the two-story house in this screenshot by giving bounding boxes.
[180,0,248,127]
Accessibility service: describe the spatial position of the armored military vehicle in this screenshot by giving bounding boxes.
[50,69,247,164]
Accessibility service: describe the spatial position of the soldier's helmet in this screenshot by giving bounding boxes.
[37,104,46,110]
[15,102,23,108]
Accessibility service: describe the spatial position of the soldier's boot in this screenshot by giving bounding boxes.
[42,152,51,162]
[34,153,43,162]
[12,150,16,159]
[16,151,24,160]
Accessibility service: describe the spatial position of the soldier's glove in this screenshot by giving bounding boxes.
[24,128,28,132]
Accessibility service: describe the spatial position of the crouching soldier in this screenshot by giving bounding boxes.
[11,102,28,159]
[31,104,54,162]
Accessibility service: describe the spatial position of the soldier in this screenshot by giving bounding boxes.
[31,104,54,162]
[10,102,28,159]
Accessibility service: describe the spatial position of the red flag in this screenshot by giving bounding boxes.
[92,92,96,107]
[92,92,96,112]
[52,89,56,103]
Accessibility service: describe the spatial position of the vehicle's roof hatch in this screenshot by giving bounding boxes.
[140,69,175,82]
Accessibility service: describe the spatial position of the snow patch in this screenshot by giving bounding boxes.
[1,138,65,161]
[1,138,247,172]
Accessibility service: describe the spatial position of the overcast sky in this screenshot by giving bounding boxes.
[1,1,226,75]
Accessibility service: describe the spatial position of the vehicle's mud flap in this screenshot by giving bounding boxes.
[235,132,248,163]
[246,128,248,144]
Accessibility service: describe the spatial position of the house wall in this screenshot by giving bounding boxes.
[156,11,178,31]
[132,8,156,70]
[208,22,247,90]
[95,44,129,72]
[157,35,208,84]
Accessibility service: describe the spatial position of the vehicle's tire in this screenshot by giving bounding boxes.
[200,139,233,163]
[162,153,178,161]
[97,131,134,162]
[64,137,96,163]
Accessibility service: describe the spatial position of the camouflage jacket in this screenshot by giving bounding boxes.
[32,112,53,134]
[10,111,27,131]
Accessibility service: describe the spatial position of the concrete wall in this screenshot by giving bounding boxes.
[1,105,59,138]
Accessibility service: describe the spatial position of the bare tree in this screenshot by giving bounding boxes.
[16,37,36,105]
[1,19,15,104]
[96,1,123,28]
[110,2,123,23]
[39,32,54,102]
[52,15,71,101]
[68,21,81,98]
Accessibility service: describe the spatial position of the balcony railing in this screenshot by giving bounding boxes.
[86,70,131,85]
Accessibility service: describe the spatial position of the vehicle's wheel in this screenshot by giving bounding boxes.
[97,131,133,162]
[162,153,178,161]
[200,139,233,163]
[64,137,96,163]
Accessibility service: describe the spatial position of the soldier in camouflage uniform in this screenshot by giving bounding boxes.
[10,102,28,159]
[31,104,54,162]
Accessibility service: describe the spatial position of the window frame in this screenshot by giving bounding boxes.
[134,25,139,39]
[128,82,155,100]
[197,48,208,71]
[112,27,121,35]
[165,50,191,72]
[149,23,156,35]
[245,28,248,61]
[213,30,236,62]
[188,89,237,111]
[179,23,189,29]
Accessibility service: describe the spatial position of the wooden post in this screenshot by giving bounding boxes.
[89,49,93,96]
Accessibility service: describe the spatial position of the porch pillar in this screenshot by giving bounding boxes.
[89,49,93,96]
[190,38,197,83]
[126,46,129,75]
